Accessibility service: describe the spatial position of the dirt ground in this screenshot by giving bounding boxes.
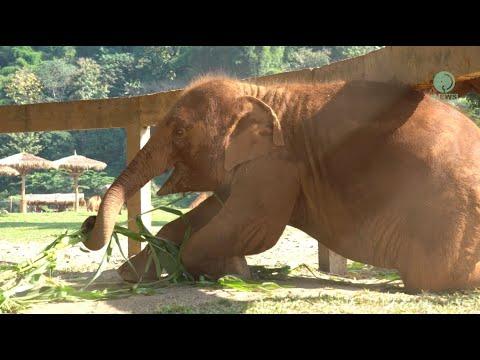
[0,226,407,314]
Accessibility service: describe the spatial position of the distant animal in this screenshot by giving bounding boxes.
[79,198,86,208]
[87,195,102,212]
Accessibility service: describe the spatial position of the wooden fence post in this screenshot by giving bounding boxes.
[318,243,347,276]
[126,123,152,257]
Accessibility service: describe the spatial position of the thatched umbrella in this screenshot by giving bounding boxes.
[0,152,57,213]
[53,150,107,211]
[0,165,20,177]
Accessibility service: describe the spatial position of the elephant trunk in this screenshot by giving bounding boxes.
[83,136,171,251]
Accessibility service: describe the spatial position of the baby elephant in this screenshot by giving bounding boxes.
[86,195,102,212]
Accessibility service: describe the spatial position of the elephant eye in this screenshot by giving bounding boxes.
[174,128,185,137]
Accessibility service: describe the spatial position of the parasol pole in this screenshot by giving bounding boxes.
[73,172,80,212]
[20,172,26,213]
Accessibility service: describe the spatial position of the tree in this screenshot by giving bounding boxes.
[130,46,181,92]
[71,128,126,177]
[70,58,108,100]
[98,51,136,96]
[37,131,75,160]
[0,46,43,68]
[285,47,330,70]
[78,170,115,198]
[33,46,76,62]
[1,132,43,155]
[341,46,383,59]
[253,46,287,76]
[174,46,288,80]
[4,68,44,104]
[26,170,71,194]
[35,59,77,101]
[452,93,480,126]
[327,46,383,61]
[134,46,179,82]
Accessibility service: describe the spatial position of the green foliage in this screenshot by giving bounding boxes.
[461,93,480,125]
[71,128,126,177]
[10,46,43,68]
[4,68,44,104]
[134,46,179,82]
[34,59,77,101]
[33,46,77,61]
[340,46,383,59]
[23,170,114,198]
[285,47,330,70]
[1,132,43,155]
[37,131,75,160]
[78,171,115,197]
[26,170,71,193]
[98,51,136,96]
[70,58,108,100]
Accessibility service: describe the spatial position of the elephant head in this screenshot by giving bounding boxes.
[83,76,285,251]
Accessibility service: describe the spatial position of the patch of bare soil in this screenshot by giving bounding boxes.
[0,226,401,314]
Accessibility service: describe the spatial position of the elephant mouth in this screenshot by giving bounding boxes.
[156,162,218,196]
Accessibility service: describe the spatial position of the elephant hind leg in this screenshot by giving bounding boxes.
[401,266,480,293]
[399,245,480,293]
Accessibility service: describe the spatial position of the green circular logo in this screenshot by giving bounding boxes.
[433,71,455,94]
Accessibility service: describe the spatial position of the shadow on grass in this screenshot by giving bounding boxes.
[39,263,405,314]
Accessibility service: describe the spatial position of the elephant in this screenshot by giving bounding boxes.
[86,195,102,212]
[82,75,480,292]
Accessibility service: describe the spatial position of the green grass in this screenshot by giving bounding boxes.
[0,210,181,244]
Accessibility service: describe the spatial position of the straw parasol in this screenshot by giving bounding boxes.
[0,152,57,213]
[0,165,20,177]
[53,150,107,211]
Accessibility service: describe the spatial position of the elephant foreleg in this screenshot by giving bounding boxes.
[117,190,249,282]
[180,157,300,280]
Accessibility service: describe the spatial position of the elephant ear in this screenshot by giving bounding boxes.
[224,96,285,171]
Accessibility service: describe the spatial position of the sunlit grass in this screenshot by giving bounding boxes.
[156,289,480,314]
[0,210,180,244]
